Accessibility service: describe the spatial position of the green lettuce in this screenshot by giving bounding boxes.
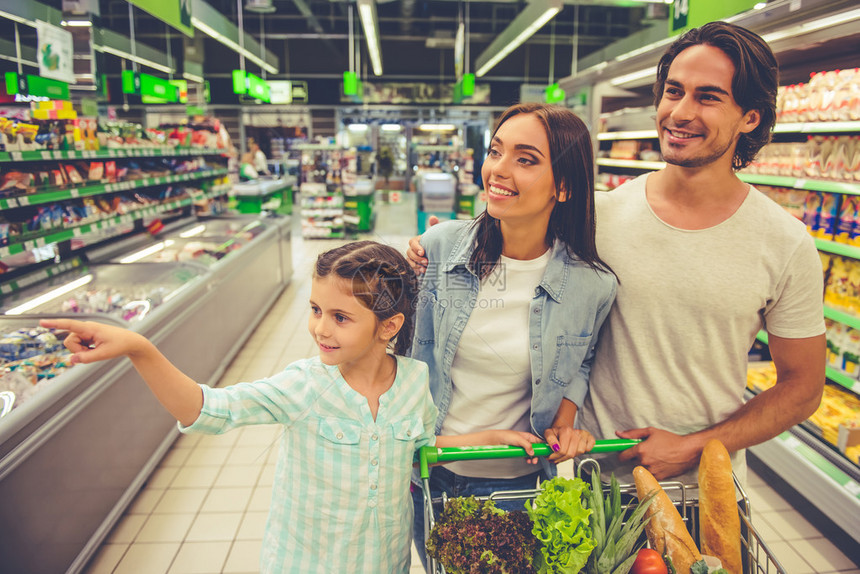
[527,476,595,574]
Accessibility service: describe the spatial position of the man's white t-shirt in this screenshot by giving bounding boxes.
[581,173,825,486]
[442,251,550,478]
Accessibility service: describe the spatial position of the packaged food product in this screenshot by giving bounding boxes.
[835,196,859,244]
[802,191,824,232]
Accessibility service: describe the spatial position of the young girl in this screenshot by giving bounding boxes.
[407,103,618,569]
[40,241,539,574]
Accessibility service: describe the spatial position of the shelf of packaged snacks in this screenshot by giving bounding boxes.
[596,130,659,141]
[0,147,225,163]
[292,144,342,151]
[596,158,666,170]
[814,238,860,260]
[757,329,858,393]
[0,185,231,258]
[0,258,84,296]
[595,121,860,143]
[824,305,860,333]
[737,173,860,195]
[773,121,860,134]
[0,168,229,209]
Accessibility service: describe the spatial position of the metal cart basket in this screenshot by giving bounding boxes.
[417,441,786,574]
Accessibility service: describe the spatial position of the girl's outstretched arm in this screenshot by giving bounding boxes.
[40,318,203,426]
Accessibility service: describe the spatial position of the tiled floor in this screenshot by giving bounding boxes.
[82,195,859,574]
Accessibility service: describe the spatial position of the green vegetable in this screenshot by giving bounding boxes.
[690,560,711,574]
[426,496,539,574]
[585,471,655,574]
[526,476,595,574]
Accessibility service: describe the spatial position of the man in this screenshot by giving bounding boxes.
[408,21,825,486]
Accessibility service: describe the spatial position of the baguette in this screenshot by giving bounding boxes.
[699,439,743,574]
[633,465,702,573]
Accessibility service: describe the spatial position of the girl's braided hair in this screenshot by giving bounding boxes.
[314,241,418,355]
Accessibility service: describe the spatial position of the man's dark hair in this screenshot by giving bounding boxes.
[653,21,778,170]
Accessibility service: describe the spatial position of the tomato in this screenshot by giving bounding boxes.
[631,548,669,574]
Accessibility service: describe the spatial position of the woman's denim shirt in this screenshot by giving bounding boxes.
[410,219,617,443]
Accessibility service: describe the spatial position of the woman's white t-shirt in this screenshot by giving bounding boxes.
[442,250,550,478]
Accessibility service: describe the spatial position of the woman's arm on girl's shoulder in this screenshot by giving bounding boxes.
[40,318,203,426]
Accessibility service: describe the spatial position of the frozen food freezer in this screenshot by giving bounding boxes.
[0,214,294,573]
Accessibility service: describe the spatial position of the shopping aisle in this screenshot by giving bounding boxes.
[82,195,858,574]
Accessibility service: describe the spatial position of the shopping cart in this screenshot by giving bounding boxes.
[417,441,786,574]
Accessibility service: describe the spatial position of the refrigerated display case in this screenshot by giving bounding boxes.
[0,210,294,573]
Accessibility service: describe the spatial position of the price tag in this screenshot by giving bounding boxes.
[17,196,29,207]
[72,227,83,237]
[0,284,11,294]
[109,150,116,157]
[41,151,52,160]
[70,189,80,198]
[794,179,807,189]
[35,237,46,247]
[11,152,22,161]
[53,151,64,159]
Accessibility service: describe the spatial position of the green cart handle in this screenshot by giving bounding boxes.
[417,439,639,480]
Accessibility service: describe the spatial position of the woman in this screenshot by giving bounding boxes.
[409,103,617,569]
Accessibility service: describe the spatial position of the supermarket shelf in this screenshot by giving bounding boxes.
[292,144,342,151]
[824,305,860,333]
[0,187,228,258]
[0,169,229,209]
[413,144,459,152]
[0,258,85,296]
[773,121,860,134]
[594,121,860,142]
[755,330,858,394]
[0,147,225,163]
[597,129,659,141]
[749,429,860,544]
[596,158,666,170]
[814,238,860,260]
[738,173,860,195]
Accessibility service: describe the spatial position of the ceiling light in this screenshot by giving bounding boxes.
[192,16,278,75]
[609,66,656,87]
[418,124,456,131]
[245,0,276,14]
[5,275,94,315]
[0,10,36,27]
[357,0,383,76]
[61,19,93,27]
[182,71,205,83]
[381,124,401,132]
[98,46,174,74]
[761,8,860,43]
[118,241,175,264]
[475,0,562,77]
[179,225,206,238]
[347,124,369,132]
